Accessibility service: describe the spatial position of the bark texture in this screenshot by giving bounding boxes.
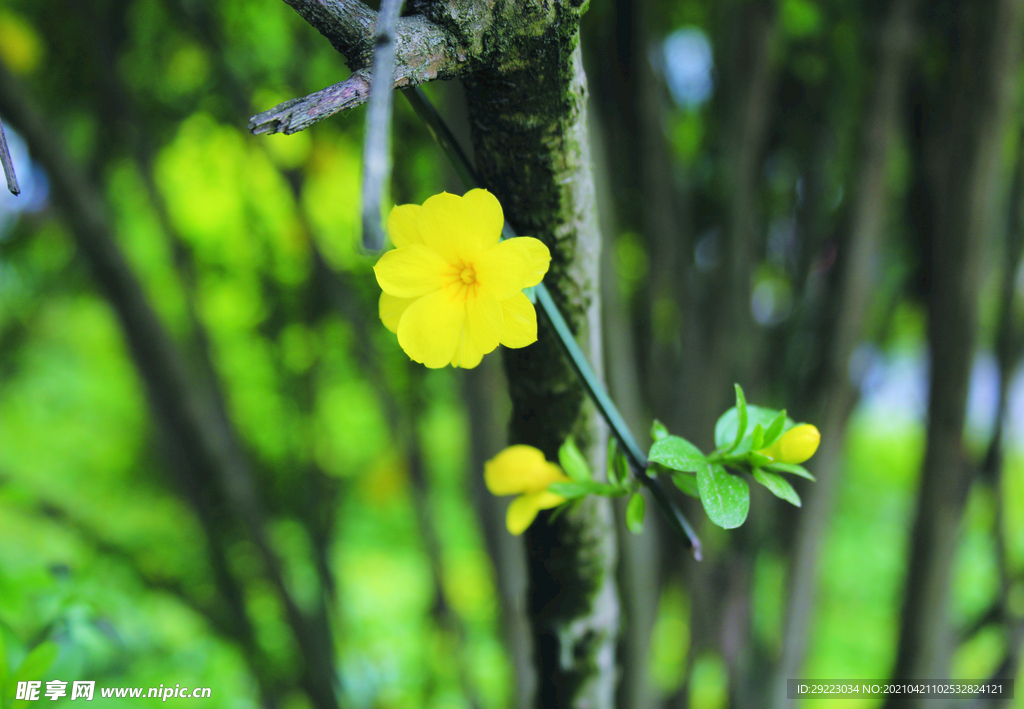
[461,10,619,706]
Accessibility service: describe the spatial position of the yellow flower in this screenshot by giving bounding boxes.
[373,190,551,369]
[484,445,570,535]
[758,424,820,465]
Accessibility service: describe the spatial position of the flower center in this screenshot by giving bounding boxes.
[460,266,476,284]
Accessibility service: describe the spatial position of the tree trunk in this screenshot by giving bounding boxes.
[462,21,619,709]
[770,0,919,699]
[885,0,1023,705]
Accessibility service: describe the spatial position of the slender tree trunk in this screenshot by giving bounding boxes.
[593,103,661,709]
[770,0,919,700]
[672,6,779,707]
[884,1,1023,705]
[464,360,536,709]
[462,23,619,709]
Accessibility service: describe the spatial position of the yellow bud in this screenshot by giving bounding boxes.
[758,424,820,465]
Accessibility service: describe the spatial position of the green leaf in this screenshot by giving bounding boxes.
[626,493,646,534]
[558,436,591,482]
[10,642,58,692]
[747,451,773,467]
[548,480,623,498]
[727,384,748,452]
[697,463,750,529]
[672,472,700,498]
[649,435,706,473]
[749,423,764,452]
[547,498,577,524]
[764,462,816,481]
[548,481,592,498]
[607,438,629,487]
[651,419,670,442]
[715,405,792,454]
[0,630,7,709]
[762,409,788,447]
[753,468,802,507]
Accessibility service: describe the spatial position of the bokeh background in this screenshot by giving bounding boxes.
[0,0,1021,708]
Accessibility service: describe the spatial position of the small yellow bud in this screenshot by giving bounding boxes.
[758,424,820,465]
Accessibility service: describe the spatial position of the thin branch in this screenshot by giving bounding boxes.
[282,0,377,66]
[250,14,466,136]
[0,116,19,195]
[250,71,371,135]
[361,0,404,250]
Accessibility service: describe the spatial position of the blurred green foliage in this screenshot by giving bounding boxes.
[0,0,1021,707]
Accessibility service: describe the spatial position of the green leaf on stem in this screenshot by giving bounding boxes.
[649,435,706,473]
[753,468,802,507]
[764,462,816,480]
[547,497,581,524]
[608,438,629,487]
[0,629,7,707]
[549,480,624,498]
[715,405,791,454]
[697,463,750,529]
[558,436,591,482]
[10,642,59,694]
[672,472,700,498]
[727,384,749,452]
[626,493,646,534]
[762,408,788,447]
[747,451,773,467]
[749,423,765,452]
[651,419,670,442]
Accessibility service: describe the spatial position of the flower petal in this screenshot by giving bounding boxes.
[419,191,500,263]
[506,490,566,535]
[396,288,465,368]
[473,239,534,300]
[450,339,484,369]
[451,292,502,369]
[485,445,546,495]
[466,290,503,354]
[498,292,538,348]
[379,292,417,333]
[532,489,568,510]
[373,244,451,298]
[518,237,551,287]
[506,495,541,536]
[484,445,568,495]
[386,204,424,248]
[461,189,504,245]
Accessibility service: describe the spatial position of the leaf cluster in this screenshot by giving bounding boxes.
[647,384,815,529]
[544,436,648,534]
[543,384,817,534]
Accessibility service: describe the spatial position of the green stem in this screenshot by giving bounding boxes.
[404,87,702,558]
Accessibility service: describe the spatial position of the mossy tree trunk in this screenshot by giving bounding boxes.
[462,14,619,709]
